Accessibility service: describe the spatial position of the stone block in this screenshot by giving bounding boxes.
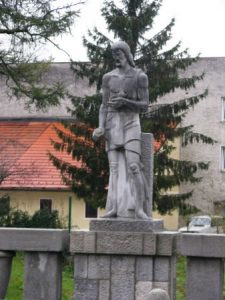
[96,231,143,255]
[88,255,110,279]
[135,281,153,300]
[180,233,225,258]
[143,233,156,255]
[75,279,98,300]
[74,255,88,279]
[152,282,169,292]
[0,251,14,299]
[24,252,62,300]
[111,256,135,300]
[90,218,163,233]
[186,257,224,300]
[0,228,69,252]
[154,257,170,282]
[99,280,110,300]
[70,231,96,254]
[136,257,153,281]
[156,232,177,256]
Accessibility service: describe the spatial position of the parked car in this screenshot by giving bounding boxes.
[178,215,217,233]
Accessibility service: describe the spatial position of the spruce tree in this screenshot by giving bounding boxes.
[50,0,215,214]
[0,0,81,110]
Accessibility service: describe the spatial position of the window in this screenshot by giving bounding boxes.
[40,199,52,212]
[85,202,97,218]
[221,146,225,171]
[221,97,225,121]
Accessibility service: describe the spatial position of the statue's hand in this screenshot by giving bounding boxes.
[108,97,126,109]
[92,127,105,141]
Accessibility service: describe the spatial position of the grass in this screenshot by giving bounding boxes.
[176,255,187,300]
[6,252,74,300]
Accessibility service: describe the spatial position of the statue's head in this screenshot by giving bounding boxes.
[111,41,135,68]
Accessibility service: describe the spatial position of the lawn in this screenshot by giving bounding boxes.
[6,254,188,300]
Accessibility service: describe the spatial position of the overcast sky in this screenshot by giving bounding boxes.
[42,0,225,62]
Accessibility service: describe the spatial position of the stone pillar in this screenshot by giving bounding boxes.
[180,233,225,300]
[0,251,14,300]
[24,252,62,300]
[71,229,177,300]
[0,228,69,300]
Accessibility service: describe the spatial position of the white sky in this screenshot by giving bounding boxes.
[42,0,225,62]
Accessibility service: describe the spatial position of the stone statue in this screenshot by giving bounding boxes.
[93,41,151,219]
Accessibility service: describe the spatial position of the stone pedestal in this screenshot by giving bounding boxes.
[90,218,164,232]
[0,251,15,300]
[71,229,177,300]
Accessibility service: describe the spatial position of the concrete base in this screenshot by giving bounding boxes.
[90,218,164,233]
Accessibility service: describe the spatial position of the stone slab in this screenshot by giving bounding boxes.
[88,255,110,279]
[180,233,225,258]
[97,231,143,255]
[24,252,62,300]
[111,256,135,300]
[0,228,69,252]
[70,231,96,253]
[136,281,153,300]
[136,257,153,281]
[186,257,224,300]
[90,218,164,232]
[74,255,88,279]
[75,279,99,300]
[156,232,177,256]
[99,280,110,300]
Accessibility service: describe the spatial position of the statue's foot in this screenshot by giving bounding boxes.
[101,209,117,218]
[135,210,149,220]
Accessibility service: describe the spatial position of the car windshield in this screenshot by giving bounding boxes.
[190,217,211,226]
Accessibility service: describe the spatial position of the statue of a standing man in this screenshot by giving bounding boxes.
[93,41,150,219]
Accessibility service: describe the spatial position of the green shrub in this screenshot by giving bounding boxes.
[30,209,62,228]
[0,196,62,228]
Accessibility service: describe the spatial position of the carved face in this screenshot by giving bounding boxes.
[112,49,128,68]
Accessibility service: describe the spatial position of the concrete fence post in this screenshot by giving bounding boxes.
[0,251,15,300]
[0,228,69,300]
[180,233,225,300]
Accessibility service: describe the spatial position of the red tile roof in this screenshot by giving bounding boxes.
[0,122,78,190]
[0,122,162,190]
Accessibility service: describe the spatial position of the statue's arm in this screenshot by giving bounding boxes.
[92,74,109,141]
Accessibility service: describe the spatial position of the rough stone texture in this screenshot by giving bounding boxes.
[70,231,96,253]
[136,257,153,281]
[0,252,14,299]
[99,280,110,300]
[24,252,62,300]
[136,281,153,300]
[111,256,135,300]
[75,279,98,300]
[141,133,154,217]
[88,255,110,279]
[186,257,224,300]
[96,231,143,255]
[74,255,88,279]
[148,288,170,300]
[143,233,157,255]
[0,228,69,252]
[156,232,177,256]
[90,218,163,232]
[154,257,170,282]
[152,282,169,292]
[180,233,225,258]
